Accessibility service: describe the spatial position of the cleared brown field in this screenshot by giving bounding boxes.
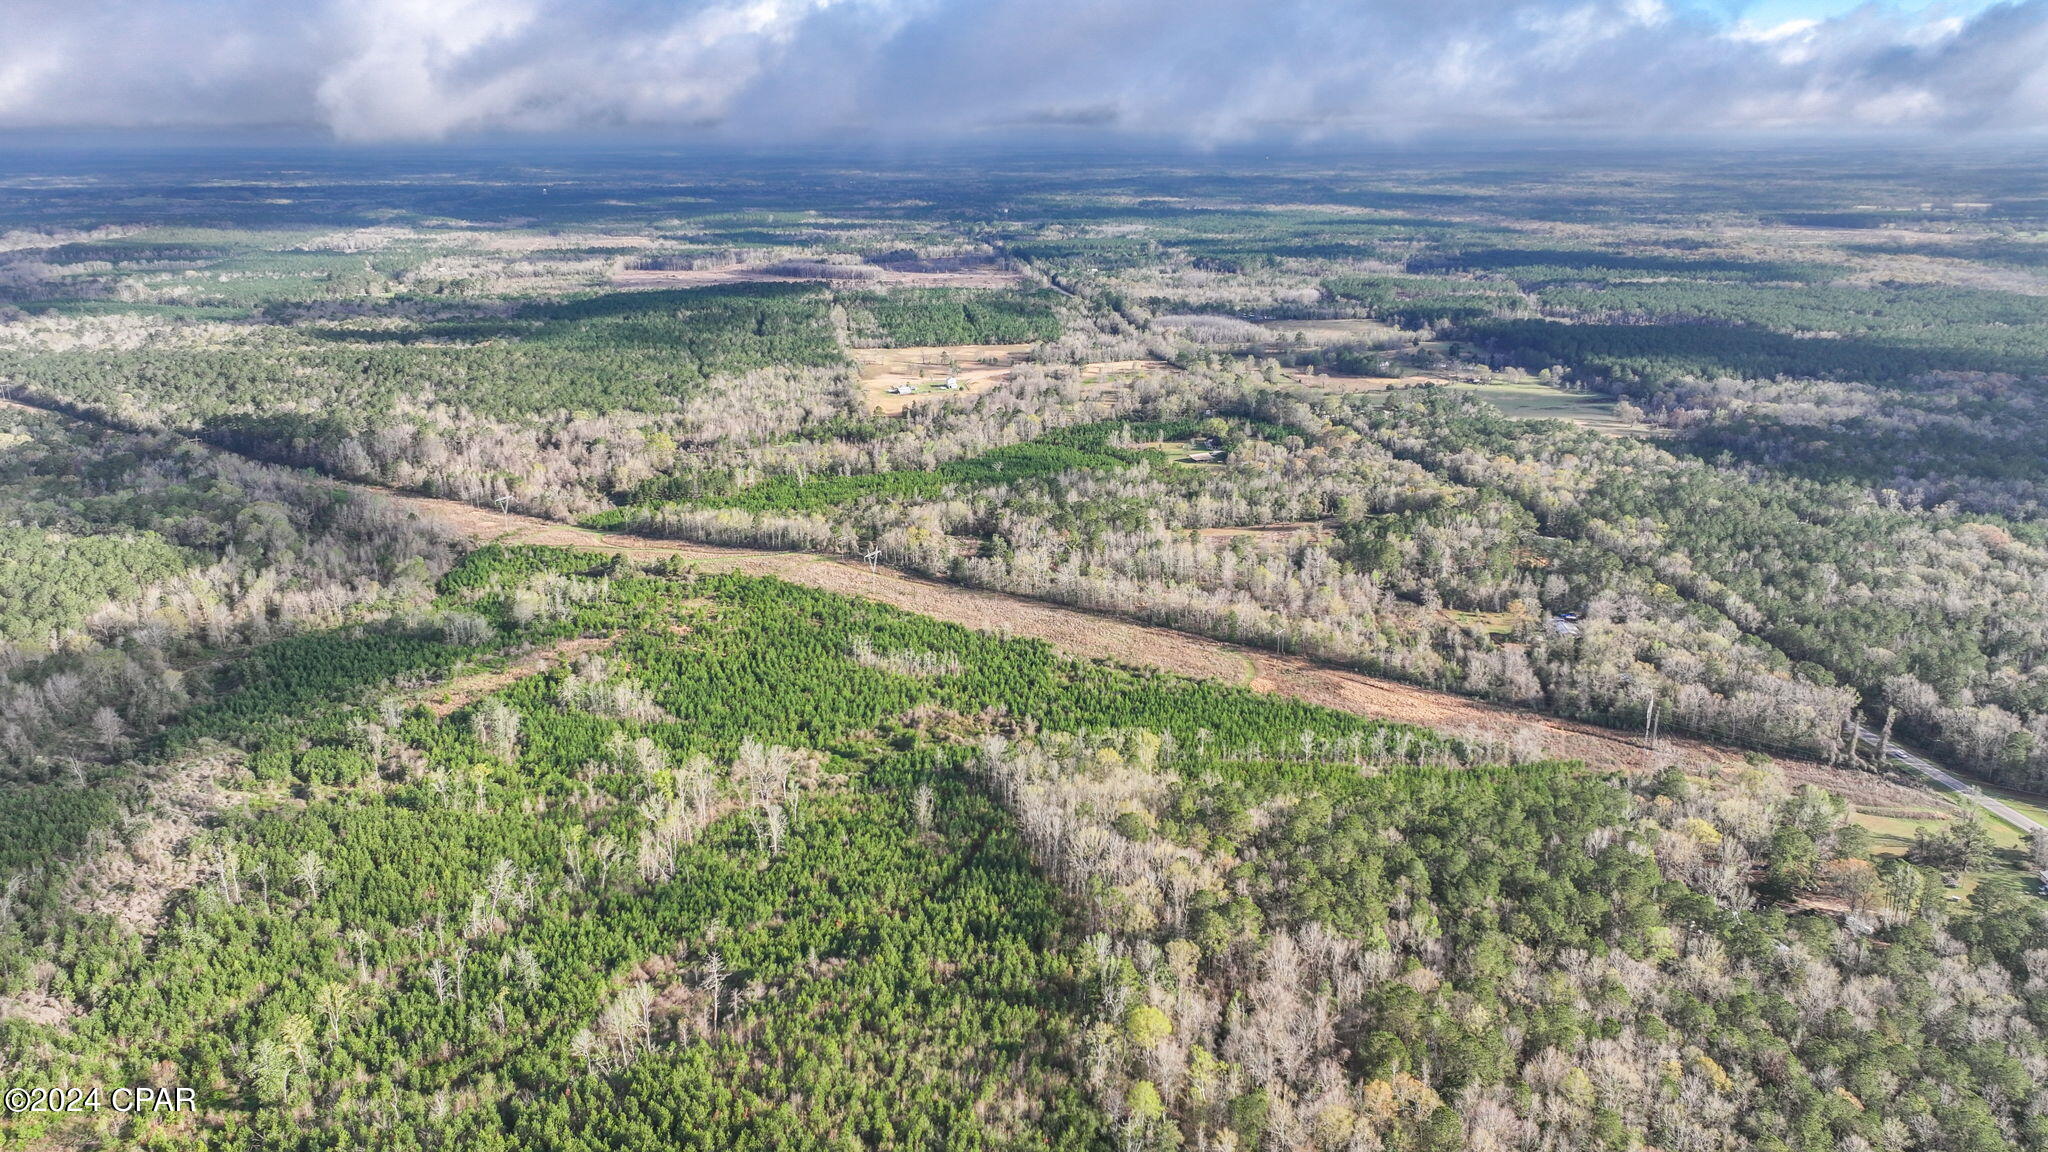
[1287,370,1418,393]
[850,343,1035,413]
[1080,358,1172,378]
[1259,317,1410,344]
[419,636,615,717]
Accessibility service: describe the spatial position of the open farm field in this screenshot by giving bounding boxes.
[850,342,1035,412]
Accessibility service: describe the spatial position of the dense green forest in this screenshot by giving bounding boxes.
[5,545,2042,1151]
[0,524,188,643]
[2,285,847,425]
[598,419,1199,517]
[0,403,461,766]
[840,289,1065,347]
[0,545,1437,1150]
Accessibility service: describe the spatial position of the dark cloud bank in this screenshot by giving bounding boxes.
[0,0,2044,142]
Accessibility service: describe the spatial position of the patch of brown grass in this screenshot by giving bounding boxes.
[849,343,1035,414]
[1197,521,1330,550]
[72,753,237,937]
[420,636,616,717]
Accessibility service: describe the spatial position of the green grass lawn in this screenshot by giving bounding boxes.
[1853,807,2037,902]
[1975,780,2048,830]
[1440,379,1641,433]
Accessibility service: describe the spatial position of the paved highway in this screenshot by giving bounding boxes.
[1858,726,2046,838]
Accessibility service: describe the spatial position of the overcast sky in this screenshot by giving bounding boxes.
[0,0,2042,143]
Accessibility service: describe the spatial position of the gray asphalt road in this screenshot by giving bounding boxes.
[1858,726,2046,838]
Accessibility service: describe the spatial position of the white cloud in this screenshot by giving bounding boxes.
[316,0,543,139]
[0,0,2041,140]
[1728,16,1820,41]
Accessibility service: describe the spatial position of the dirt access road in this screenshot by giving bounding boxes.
[1,390,1911,786]
[391,484,1790,776]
